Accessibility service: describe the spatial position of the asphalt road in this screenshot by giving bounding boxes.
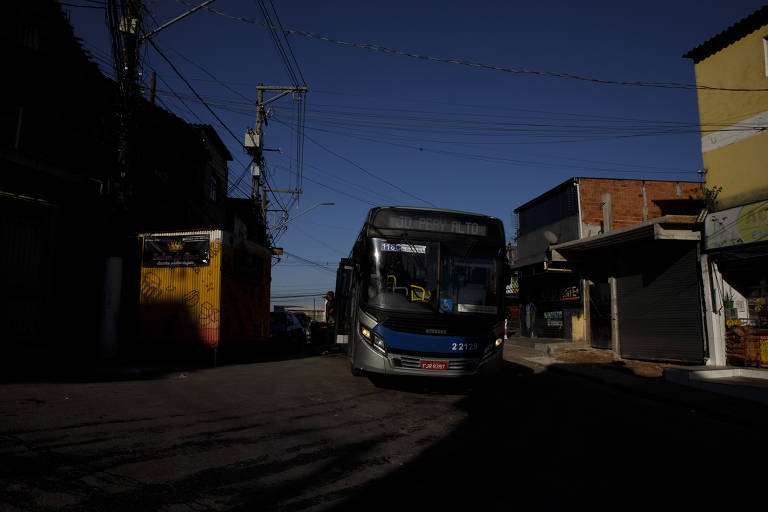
[1,346,767,511]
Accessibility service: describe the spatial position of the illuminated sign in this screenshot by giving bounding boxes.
[381,243,426,253]
[373,210,491,236]
[392,216,488,236]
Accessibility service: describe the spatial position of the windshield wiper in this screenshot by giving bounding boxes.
[399,230,428,273]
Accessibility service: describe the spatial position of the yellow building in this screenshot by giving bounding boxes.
[138,230,271,361]
[685,6,768,367]
[684,5,768,210]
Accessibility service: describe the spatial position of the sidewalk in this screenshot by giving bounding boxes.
[503,336,768,407]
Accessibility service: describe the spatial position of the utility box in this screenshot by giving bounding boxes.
[138,230,271,352]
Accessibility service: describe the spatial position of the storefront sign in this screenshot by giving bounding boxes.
[541,284,580,302]
[705,200,768,251]
[544,310,563,328]
[142,234,211,267]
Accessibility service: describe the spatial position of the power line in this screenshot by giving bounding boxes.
[177,0,768,93]
[148,86,763,146]
[146,38,243,148]
[284,121,700,176]
[281,250,337,274]
[61,1,106,9]
[168,48,255,105]
[145,63,206,123]
[267,0,306,85]
[273,118,437,207]
[271,157,401,205]
[290,225,350,257]
[254,0,299,86]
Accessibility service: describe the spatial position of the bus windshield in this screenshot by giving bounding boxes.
[364,237,498,315]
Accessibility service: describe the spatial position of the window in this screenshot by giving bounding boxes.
[21,19,39,50]
[764,36,768,77]
[517,185,578,236]
[209,175,219,202]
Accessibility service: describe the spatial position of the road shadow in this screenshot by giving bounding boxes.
[0,340,341,384]
[5,357,768,511]
[323,360,768,510]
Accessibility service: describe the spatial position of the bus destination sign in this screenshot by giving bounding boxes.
[388,215,488,236]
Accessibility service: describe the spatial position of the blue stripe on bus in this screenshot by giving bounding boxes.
[372,324,494,354]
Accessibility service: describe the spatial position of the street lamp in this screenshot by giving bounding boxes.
[269,202,334,233]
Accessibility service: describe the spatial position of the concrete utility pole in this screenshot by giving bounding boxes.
[245,84,308,228]
[100,0,143,360]
[114,0,142,207]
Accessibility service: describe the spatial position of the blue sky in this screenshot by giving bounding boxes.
[66,0,767,311]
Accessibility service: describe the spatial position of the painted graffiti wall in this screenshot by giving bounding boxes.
[139,231,223,347]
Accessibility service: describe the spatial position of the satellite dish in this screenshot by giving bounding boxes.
[544,231,558,244]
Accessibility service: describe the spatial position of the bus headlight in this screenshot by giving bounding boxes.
[360,326,387,354]
[484,338,504,357]
[372,334,387,354]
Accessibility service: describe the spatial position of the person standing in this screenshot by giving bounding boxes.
[324,291,336,344]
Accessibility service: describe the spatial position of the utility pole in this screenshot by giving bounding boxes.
[114,0,142,207]
[244,84,308,233]
[100,0,143,360]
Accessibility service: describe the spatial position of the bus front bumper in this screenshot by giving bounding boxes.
[353,340,503,378]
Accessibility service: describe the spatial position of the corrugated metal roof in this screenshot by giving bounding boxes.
[683,6,768,63]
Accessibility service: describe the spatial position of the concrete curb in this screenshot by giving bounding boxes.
[506,338,768,407]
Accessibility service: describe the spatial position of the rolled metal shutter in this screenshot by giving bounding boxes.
[617,242,704,363]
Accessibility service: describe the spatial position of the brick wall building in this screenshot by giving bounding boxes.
[578,178,702,234]
[513,178,705,362]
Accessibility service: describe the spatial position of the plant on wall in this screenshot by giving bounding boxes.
[704,184,722,211]
[723,289,734,309]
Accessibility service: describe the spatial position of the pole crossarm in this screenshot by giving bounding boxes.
[139,0,218,44]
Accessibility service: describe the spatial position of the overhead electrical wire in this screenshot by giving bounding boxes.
[147,86,762,148]
[272,118,438,207]
[280,250,337,274]
[150,86,767,147]
[137,17,259,202]
[290,225,349,257]
[168,48,256,104]
[146,38,243,148]
[115,24,732,204]
[255,0,299,86]
[294,123,701,176]
[258,0,309,203]
[61,1,106,10]
[274,165,378,206]
[147,83,712,180]
[271,154,403,205]
[267,0,306,85]
[176,0,768,92]
[145,63,206,123]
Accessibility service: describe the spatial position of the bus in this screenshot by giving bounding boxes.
[338,206,509,378]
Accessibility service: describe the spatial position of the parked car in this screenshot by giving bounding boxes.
[293,312,312,343]
[269,311,305,349]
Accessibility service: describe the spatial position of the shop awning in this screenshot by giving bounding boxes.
[508,254,547,271]
[550,215,701,262]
